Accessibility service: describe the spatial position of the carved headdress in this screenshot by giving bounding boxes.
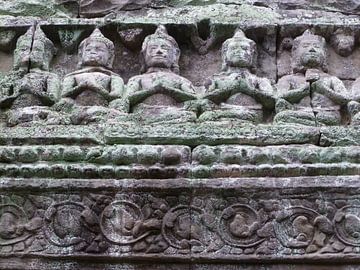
[221,29,258,72]
[140,25,180,74]
[14,26,56,71]
[78,28,115,69]
[291,29,328,73]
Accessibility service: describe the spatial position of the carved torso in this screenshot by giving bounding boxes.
[73,71,112,106]
[277,73,312,110]
[312,75,341,111]
[212,72,263,109]
[278,72,341,111]
[11,71,53,109]
[129,71,196,113]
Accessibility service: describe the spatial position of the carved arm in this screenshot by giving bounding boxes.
[251,78,275,109]
[278,84,310,104]
[312,77,350,105]
[109,75,125,100]
[61,76,78,98]
[44,74,61,105]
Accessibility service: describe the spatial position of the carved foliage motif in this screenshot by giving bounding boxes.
[0,195,47,254]
[274,206,333,253]
[1,192,360,257]
[334,206,360,247]
[219,204,266,248]
[44,201,98,249]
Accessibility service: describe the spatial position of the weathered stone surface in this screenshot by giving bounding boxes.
[1,177,360,263]
[1,144,360,179]
[53,0,360,19]
[0,0,71,17]
[0,125,104,145]
[1,0,360,269]
[105,123,321,146]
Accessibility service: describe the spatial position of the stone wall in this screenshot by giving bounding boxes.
[1,1,360,269]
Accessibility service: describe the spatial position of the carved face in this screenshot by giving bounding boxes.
[53,207,82,239]
[82,40,111,67]
[30,40,53,70]
[14,40,31,70]
[224,40,255,68]
[0,212,18,239]
[332,34,355,57]
[297,39,326,69]
[144,39,176,69]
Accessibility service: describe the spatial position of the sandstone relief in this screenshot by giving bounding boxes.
[275,30,350,126]
[58,28,125,124]
[2,4,360,269]
[125,25,198,124]
[0,26,61,127]
[1,23,360,127]
[2,186,360,258]
[200,29,275,123]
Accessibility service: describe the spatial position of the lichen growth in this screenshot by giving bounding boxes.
[0,0,70,18]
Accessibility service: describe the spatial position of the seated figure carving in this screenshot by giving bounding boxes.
[59,28,125,124]
[125,25,198,123]
[199,29,275,123]
[0,26,60,126]
[275,30,350,126]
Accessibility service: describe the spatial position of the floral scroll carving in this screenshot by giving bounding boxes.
[100,200,153,245]
[334,206,360,247]
[219,204,265,248]
[0,204,40,246]
[162,205,210,252]
[274,206,333,253]
[2,192,360,258]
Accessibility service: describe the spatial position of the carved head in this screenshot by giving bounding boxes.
[140,25,180,74]
[331,28,355,57]
[0,212,18,239]
[292,30,328,73]
[78,29,115,69]
[14,26,56,71]
[221,29,258,72]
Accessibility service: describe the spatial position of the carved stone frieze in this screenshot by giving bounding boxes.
[0,177,360,260]
[0,20,360,127]
[2,1,360,269]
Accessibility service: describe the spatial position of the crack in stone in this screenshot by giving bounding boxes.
[26,22,38,74]
[309,83,319,128]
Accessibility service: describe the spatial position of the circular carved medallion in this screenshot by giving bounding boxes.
[334,205,360,246]
[44,201,87,247]
[0,204,31,246]
[100,200,150,245]
[218,204,264,247]
[162,205,207,249]
[274,206,319,248]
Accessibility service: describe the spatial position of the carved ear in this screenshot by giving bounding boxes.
[175,47,180,59]
[107,52,115,70]
[251,48,258,73]
[171,62,180,75]
[170,47,180,74]
[77,41,85,68]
